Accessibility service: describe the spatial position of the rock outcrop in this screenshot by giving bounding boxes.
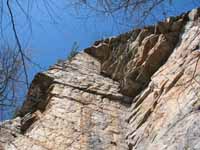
[1,8,200,150]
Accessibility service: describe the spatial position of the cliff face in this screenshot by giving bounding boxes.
[1,8,200,150]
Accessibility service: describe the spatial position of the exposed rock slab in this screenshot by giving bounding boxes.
[85,13,187,97]
[1,7,200,150]
[1,53,129,150]
[127,14,200,149]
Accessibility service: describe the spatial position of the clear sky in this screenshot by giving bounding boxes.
[7,0,200,80]
[0,0,200,120]
[26,0,199,74]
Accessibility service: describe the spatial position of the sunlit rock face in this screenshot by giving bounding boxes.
[1,8,200,150]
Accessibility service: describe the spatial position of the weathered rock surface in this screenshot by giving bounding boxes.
[1,8,200,150]
[1,53,130,150]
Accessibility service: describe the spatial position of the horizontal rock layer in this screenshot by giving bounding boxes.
[1,7,200,150]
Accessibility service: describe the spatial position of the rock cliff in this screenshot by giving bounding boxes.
[1,8,200,150]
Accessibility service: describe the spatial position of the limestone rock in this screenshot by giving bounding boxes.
[1,7,200,150]
[1,53,129,150]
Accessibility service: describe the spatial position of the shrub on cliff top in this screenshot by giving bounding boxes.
[67,42,79,60]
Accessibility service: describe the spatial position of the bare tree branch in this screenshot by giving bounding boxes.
[7,0,29,89]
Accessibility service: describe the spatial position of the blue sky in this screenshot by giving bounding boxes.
[10,0,200,79]
[0,0,200,120]
[26,0,199,73]
[14,0,131,79]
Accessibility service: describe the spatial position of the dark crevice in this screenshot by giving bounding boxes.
[18,73,54,117]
